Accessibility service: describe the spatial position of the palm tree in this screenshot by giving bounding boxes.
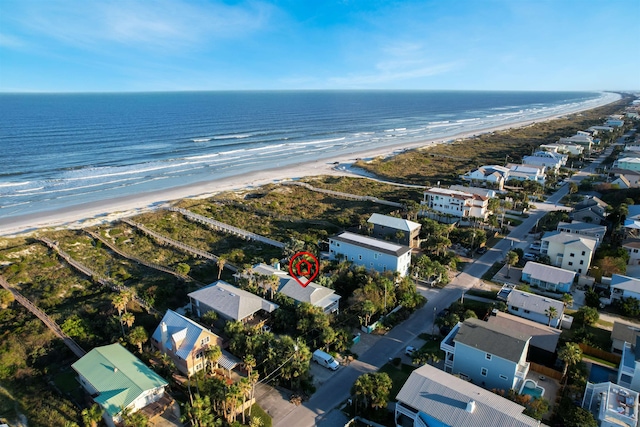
[267,274,280,299]
[111,294,126,316]
[128,326,148,354]
[81,403,103,427]
[204,345,222,374]
[506,251,519,278]
[225,384,243,423]
[562,293,574,308]
[121,312,135,331]
[121,289,135,313]
[216,258,226,280]
[545,306,558,327]
[182,394,218,427]
[558,342,583,382]
[238,377,252,424]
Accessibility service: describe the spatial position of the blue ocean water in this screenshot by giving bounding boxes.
[0,91,616,219]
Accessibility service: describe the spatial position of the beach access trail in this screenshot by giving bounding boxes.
[270,146,616,427]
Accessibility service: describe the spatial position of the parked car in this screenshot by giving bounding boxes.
[312,349,339,371]
[529,242,541,251]
[405,346,416,357]
[476,246,488,254]
[523,253,537,261]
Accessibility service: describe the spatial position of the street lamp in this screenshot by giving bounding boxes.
[432,306,437,337]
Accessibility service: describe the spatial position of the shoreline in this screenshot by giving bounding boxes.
[0,93,621,237]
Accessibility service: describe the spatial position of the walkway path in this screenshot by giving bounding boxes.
[283,181,404,208]
[168,207,285,249]
[123,219,238,273]
[0,275,86,358]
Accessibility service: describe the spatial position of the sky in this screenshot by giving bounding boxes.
[0,0,638,92]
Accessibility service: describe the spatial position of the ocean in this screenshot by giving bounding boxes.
[0,90,618,220]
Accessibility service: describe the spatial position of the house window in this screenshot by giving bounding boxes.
[568,262,573,266]
[481,368,488,376]
[499,374,508,380]
[195,363,203,371]
[201,336,210,346]
[580,260,584,265]
[524,309,530,314]
[374,253,379,259]
[370,262,374,266]
[358,255,362,260]
[634,249,639,253]
[578,269,582,273]
[511,306,519,311]
[569,253,575,257]
[485,353,492,360]
[195,351,203,359]
[582,251,586,256]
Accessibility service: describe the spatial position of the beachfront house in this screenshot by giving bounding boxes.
[449,184,497,199]
[151,310,224,376]
[611,321,640,354]
[462,165,510,190]
[506,290,565,328]
[72,343,171,427]
[521,261,576,293]
[588,125,615,134]
[558,134,594,151]
[572,196,609,225]
[557,221,606,248]
[245,263,341,314]
[507,163,546,183]
[610,274,640,302]
[606,118,625,128]
[420,187,489,221]
[540,230,597,275]
[328,231,412,277]
[540,142,584,156]
[367,213,421,248]
[582,382,638,427]
[614,157,640,173]
[439,318,530,391]
[522,151,566,172]
[395,364,540,427]
[188,280,278,324]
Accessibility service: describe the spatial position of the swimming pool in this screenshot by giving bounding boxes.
[520,379,545,399]
[589,364,617,383]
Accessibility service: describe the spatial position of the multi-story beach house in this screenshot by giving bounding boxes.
[449,184,496,199]
[522,151,566,172]
[521,261,576,293]
[610,274,640,302]
[588,125,614,134]
[246,263,341,314]
[72,343,171,427]
[507,163,546,183]
[611,321,640,354]
[558,134,594,151]
[395,364,540,427]
[151,310,224,376]
[540,230,597,275]
[572,196,609,225]
[614,157,640,173]
[420,187,489,220]
[462,165,510,190]
[557,221,606,248]
[506,290,565,328]
[618,333,640,393]
[188,280,278,324]
[613,172,640,189]
[328,231,412,277]
[540,142,584,156]
[606,118,625,128]
[582,382,638,427]
[439,318,530,391]
[622,239,640,265]
[367,213,421,248]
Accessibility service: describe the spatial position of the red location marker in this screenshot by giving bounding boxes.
[289,252,319,288]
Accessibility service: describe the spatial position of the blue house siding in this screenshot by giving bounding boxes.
[328,239,410,276]
[507,306,560,328]
[452,343,518,391]
[521,272,572,293]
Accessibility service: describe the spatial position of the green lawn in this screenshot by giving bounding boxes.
[249,403,272,427]
[379,363,417,400]
[465,289,498,300]
[561,325,612,350]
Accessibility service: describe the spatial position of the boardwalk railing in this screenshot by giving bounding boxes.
[0,275,86,358]
[282,181,404,208]
[122,219,238,273]
[38,237,159,315]
[168,207,285,249]
[84,230,204,287]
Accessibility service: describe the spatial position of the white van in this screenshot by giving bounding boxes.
[312,349,339,371]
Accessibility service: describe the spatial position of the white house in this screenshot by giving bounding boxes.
[248,263,341,314]
[507,163,546,183]
[462,165,510,190]
[421,187,489,220]
[522,151,566,171]
[557,221,606,248]
[606,118,625,128]
[559,134,594,151]
[449,184,497,199]
[541,230,597,275]
[623,239,640,265]
[506,290,565,328]
[439,318,530,391]
[395,364,540,427]
[540,143,584,156]
[521,261,576,293]
[588,125,614,133]
[572,196,609,225]
[582,382,638,427]
[72,343,170,427]
[328,231,412,276]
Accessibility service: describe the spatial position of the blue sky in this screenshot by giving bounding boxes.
[1,0,638,92]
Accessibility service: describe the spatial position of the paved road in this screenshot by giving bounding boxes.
[273,146,617,427]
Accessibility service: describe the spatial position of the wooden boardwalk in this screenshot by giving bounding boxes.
[0,275,86,358]
[122,219,238,273]
[38,237,159,315]
[168,207,286,249]
[282,181,404,208]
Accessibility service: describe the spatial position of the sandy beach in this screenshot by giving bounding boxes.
[0,94,620,237]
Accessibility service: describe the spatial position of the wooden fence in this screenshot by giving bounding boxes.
[529,362,563,381]
[578,343,622,364]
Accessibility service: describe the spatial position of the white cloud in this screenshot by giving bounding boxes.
[0,33,25,48]
[329,61,459,86]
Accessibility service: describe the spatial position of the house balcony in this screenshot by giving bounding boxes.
[621,343,637,376]
[515,362,530,390]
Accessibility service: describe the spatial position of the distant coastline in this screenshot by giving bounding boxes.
[0,91,621,237]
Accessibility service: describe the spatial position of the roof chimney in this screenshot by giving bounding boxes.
[466,400,476,413]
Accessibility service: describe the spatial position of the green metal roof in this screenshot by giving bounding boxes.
[72,343,167,417]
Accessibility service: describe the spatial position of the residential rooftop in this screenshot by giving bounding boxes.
[507,290,564,315]
[330,231,411,256]
[188,280,278,321]
[522,261,577,286]
[367,213,420,232]
[454,318,530,363]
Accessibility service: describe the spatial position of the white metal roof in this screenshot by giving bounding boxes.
[367,213,421,232]
[188,280,278,321]
[331,231,411,255]
[522,262,577,285]
[507,290,564,315]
